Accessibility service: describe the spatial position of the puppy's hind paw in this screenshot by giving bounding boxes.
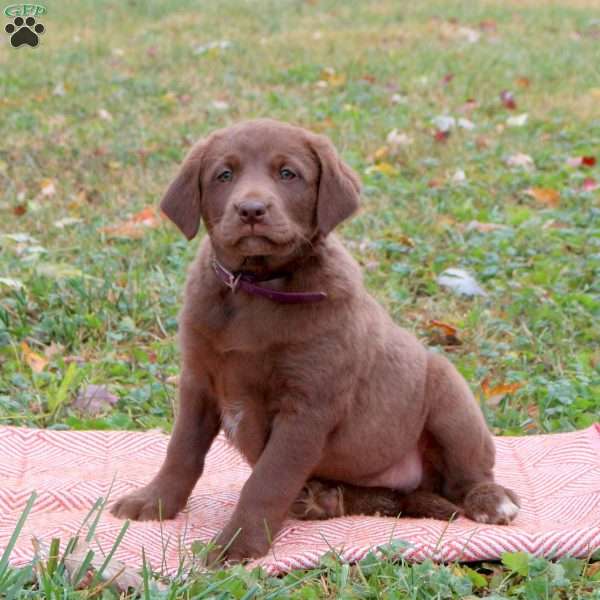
[463,482,520,525]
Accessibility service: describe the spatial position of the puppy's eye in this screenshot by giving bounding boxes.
[217,169,233,182]
[279,167,296,181]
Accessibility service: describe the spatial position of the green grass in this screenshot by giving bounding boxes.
[1,0,599,596]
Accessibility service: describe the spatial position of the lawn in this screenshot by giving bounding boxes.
[1,0,599,596]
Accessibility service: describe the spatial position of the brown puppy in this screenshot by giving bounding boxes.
[111,119,519,561]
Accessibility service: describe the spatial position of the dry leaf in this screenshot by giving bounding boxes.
[212,100,229,111]
[581,177,599,192]
[56,538,149,592]
[458,117,475,130]
[320,67,346,87]
[386,129,413,148]
[437,268,487,297]
[101,207,162,239]
[432,115,456,132]
[500,90,517,109]
[506,153,534,169]
[0,277,24,290]
[427,320,461,346]
[482,380,523,406]
[365,162,397,177]
[451,169,466,183]
[506,113,528,127]
[44,342,64,359]
[525,187,560,207]
[72,384,118,415]
[54,217,82,229]
[372,146,389,162]
[515,76,531,88]
[566,155,596,168]
[21,341,48,373]
[39,179,56,197]
[466,221,508,233]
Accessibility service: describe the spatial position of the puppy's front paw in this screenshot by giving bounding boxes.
[207,527,270,566]
[463,482,520,525]
[111,484,186,521]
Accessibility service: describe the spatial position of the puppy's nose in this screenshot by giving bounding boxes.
[238,200,267,225]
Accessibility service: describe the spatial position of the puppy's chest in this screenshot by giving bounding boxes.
[215,353,280,462]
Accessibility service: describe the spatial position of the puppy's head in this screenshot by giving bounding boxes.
[160,119,360,262]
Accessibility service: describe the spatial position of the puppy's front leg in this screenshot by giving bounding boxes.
[211,412,328,562]
[111,371,220,520]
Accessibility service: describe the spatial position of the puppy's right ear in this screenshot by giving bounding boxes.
[160,139,208,240]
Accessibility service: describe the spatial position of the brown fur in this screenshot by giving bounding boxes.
[111,119,519,562]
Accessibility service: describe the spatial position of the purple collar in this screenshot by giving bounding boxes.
[212,258,327,304]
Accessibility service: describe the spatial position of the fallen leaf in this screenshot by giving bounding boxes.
[72,384,118,415]
[39,179,56,197]
[391,93,408,104]
[506,153,534,169]
[515,76,531,88]
[43,537,152,593]
[193,39,232,55]
[211,100,229,111]
[500,90,517,109]
[1,233,39,244]
[460,98,478,112]
[0,277,24,290]
[457,117,475,130]
[437,268,487,297]
[506,113,528,127]
[440,22,481,43]
[566,155,596,167]
[479,19,497,32]
[52,82,66,96]
[525,187,560,207]
[13,204,27,216]
[386,129,413,148]
[54,217,82,229]
[21,341,48,373]
[365,162,398,177]
[44,342,64,359]
[320,67,346,87]
[427,320,462,347]
[428,319,457,336]
[432,115,456,132]
[581,178,599,192]
[451,169,466,183]
[482,380,523,406]
[36,263,87,279]
[466,221,508,233]
[101,207,162,239]
[372,145,389,162]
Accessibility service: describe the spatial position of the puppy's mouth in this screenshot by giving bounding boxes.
[232,226,296,256]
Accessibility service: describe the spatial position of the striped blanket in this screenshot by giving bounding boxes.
[1,424,599,574]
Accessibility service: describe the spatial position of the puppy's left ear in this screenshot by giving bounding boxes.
[160,138,209,241]
[308,134,361,236]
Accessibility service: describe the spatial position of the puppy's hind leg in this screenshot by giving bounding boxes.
[290,480,461,521]
[423,353,519,525]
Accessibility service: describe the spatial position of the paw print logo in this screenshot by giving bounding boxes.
[5,16,45,47]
